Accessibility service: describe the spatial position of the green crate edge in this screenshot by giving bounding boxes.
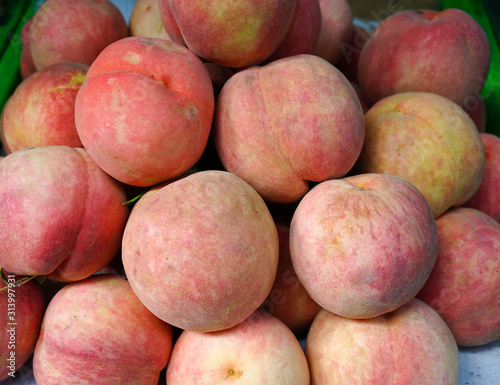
[0,0,37,116]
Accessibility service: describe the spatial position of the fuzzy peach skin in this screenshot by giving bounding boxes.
[261,222,322,333]
[166,310,310,384]
[358,8,490,106]
[306,299,460,384]
[0,279,44,381]
[463,133,500,220]
[356,92,485,219]
[0,146,129,282]
[29,0,128,71]
[2,62,87,152]
[159,0,297,68]
[129,0,171,40]
[33,275,173,385]
[122,170,279,332]
[417,207,500,346]
[313,0,353,65]
[265,0,321,62]
[75,36,214,187]
[213,54,365,204]
[289,173,438,319]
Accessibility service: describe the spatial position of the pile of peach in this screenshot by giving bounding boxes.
[1,0,499,384]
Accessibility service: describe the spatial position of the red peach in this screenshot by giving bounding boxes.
[122,170,279,332]
[29,0,129,71]
[260,222,322,333]
[358,9,491,106]
[33,275,173,384]
[0,278,44,381]
[290,173,438,319]
[0,146,129,282]
[417,207,500,346]
[213,54,365,203]
[313,0,354,64]
[75,36,214,186]
[464,133,500,221]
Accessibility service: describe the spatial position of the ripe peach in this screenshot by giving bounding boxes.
[75,36,214,186]
[29,0,128,71]
[33,275,173,384]
[358,8,491,106]
[290,173,438,319]
[2,62,88,152]
[261,222,322,333]
[122,171,279,332]
[417,207,500,346]
[166,310,310,384]
[464,133,500,221]
[213,54,365,203]
[0,279,44,381]
[306,299,460,384]
[0,146,129,282]
[356,92,485,218]
[265,0,321,62]
[158,0,297,68]
[313,0,354,64]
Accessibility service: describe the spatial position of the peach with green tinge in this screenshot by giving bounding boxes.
[306,299,460,384]
[75,36,214,187]
[158,0,297,68]
[355,91,485,218]
[2,62,88,153]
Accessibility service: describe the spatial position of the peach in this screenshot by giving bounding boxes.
[417,207,500,346]
[158,0,297,68]
[0,278,44,381]
[306,299,460,384]
[122,170,279,332]
[358,8,491,106]
[463,133,500,221]
[313,0,354,65]
[265,0,321,62]
[213,54,365,203]
[20,18,36,79]
[33,274,173,384]
[0,146,129,281]
[2,62,88,152]
[336,25,371,84]
[129,0,171,40]
[75,36,214,187]
[356,92,485,218]
[290,173,438,319]
[464,94,487,132]
[260,222,322,333]
[166,310,310,384]
[29,0,128,71]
